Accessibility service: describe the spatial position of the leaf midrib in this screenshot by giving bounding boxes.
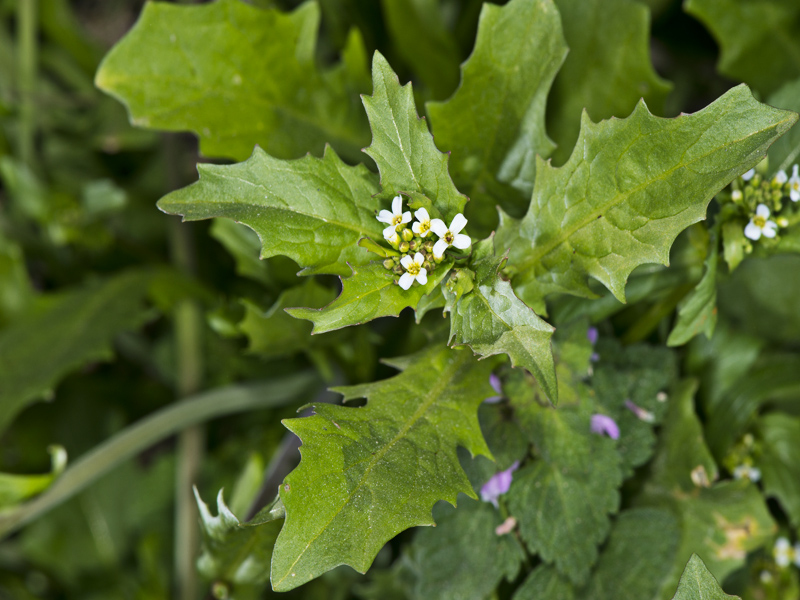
[275,349,469,585]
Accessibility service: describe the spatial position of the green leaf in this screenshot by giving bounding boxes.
[158,146,382,277]
[506,408,622,584]
[362,52,467,221]
[240,279,337,358]
[381,0,461,100]
[548,0,672,165]
[0,447,67,509]
[403,498,526,600]
[209,219,272,285]
[447,239,557,402]
[287,259,453,333]
[271,345,494,590]
[670,555,739,600]
[583,508,680,600]
[95,0,370,162]
[755,413,800,528]
[0,270,154,434]
[426,0,568,229]
[668,233,718,347]
[195,489,283,589]
[512,566,575,600]
[721,220,746,272]
[685,0,800,97]
[499,85,797,309]
[0,232,35,326]
[767,77,800,174]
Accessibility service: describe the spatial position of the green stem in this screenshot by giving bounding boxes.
[170,217,205,600]
[0,376,317,539]
[17,0,37,167]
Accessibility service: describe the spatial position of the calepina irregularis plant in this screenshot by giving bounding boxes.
[2,0,794,597]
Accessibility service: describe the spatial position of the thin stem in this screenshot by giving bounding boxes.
[0,376,317,539]
[16,0,37,167]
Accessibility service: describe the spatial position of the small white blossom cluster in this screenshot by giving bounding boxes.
[375,195,471,290]
[773,537,800,569]
[731,165,800,242]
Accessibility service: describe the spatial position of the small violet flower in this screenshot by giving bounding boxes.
[398,252,428,290]
[590,414,619,440]
[744,203,778,241]
[624,399,655,423]
[741,168,755,181]
[376,195,411,240]
[733,464,761,483]
[789,165,800,202]
[587,327,599,346]
[773,537,800,568]
[430,213,471,259]
[480,461,520,508]
[484,373,504,404]
[412,207,432,237]
[774,169,789,185]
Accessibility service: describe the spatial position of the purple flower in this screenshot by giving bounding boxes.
[480,461,520,507]
[590,414,619,440]
[484,373,504,403]
[587,327,599,345]
[624,399,655,423]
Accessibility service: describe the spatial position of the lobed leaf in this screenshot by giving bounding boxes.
[427,0,568,230]
[362,53,467,221]
[670,555,739,600]
[447,239,557,402]
[270,345,494,590]
[498,85,797,309]
[95,0,370,162]
[158,146,382,277]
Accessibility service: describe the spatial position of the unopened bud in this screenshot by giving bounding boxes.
[393,265,404,275]
[401,228,414,242]
[423,260,433,271]
[423,241,434,253]
[383,259,395,270]
[408,239,419,251]
[731,189,743,202]
[777,217,789,228]
[399,241,410,253]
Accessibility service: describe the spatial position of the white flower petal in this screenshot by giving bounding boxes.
[756,203,771,218]
[763,222,777,238]
[415,207,429,222]
[392,195,403,215]
[400,255,413,268]
[433,239,449,259]
[791,188,800,202]
[413,252,425,265]
[742,168,755,181]
[453,233,471,250]
[401,211,412,223]
[793,164,799,178]
[744,221,762,241]
[775,170,788,184]
[377,210,394,224]
[416,268,428,285]
[449,213,468,234]
[419,228,430,238]
[384,225,398,239]
[398,272,414,290]
[412,222,422,234]
[430,218,448,237]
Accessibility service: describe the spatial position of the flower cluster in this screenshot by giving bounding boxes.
[728,164,800,243]
[376,195,471,289]
[774,537,800,568]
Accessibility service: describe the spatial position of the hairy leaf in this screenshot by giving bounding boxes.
[670,555,739,600]
[506,408,622,584]
[685,0,800,96]
[448,239,557,401]
[512,566,575,600]
[95,0,370,162]
[158,146,382,277]
[756,414,800,528]
[404,498,525,600]
[363,53,467,221]
[499,85,797,309]
[427,0,568,228]
[271,345,494,590]
[548,0,672,165]
[0,270,154,434]
[287,259,453,333]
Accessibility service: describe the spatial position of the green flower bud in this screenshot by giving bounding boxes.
[383,259,395,270]
[399,241,410,253]
[401,228,414,242]
[408,239,419,251]
[777,217,789,228]
[393,265,404,275]
[423,241,434,253]
[423,260,433,271]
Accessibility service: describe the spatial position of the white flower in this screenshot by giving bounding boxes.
[774,537,795,568]
[412,207,432,237]
[731,189,742,202]
[398,252,428,290]
[789,165,800,202]
[430,213,471,259]
[733,464,761,482]
[774,169,788,185]
[376,195,411,240]
[744,204,778,241]
[742,168,755,181]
